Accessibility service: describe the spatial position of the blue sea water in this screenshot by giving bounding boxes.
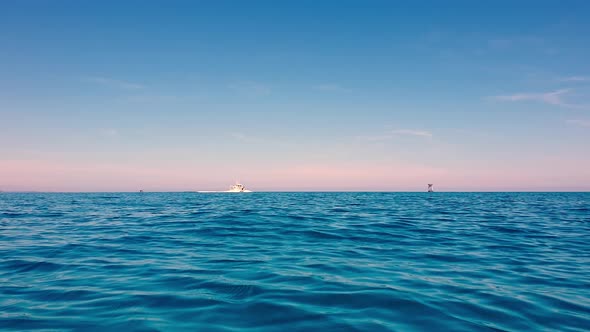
[1,192,589,331]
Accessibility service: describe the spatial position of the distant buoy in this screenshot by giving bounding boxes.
[427,184,434,192]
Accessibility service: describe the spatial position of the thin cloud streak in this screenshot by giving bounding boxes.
[566,119,590,128]
[491,89,570,105]
[99,128,119,138]
[391,129,433,138]
[313,84,351,92]
[84,76,145,90]
[357,129,433,141]
[228,81,270,97]
[490,89,589,110]
[559,76,589,82]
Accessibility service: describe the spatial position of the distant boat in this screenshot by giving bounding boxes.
[198,183,252,193]
[428,184,434,192]
[226,183,252,193]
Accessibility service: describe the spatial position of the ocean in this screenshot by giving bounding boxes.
[1,192,589,331]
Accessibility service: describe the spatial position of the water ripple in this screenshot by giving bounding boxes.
[1,192,589,331]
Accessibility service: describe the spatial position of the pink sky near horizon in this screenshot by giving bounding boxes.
[2,1,590,193]
[2,159,588,192]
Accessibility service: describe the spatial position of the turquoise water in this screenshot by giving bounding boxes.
[1,192,589,331]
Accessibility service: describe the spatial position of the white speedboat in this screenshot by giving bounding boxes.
[226,183,252,193]
[198,183,252,193]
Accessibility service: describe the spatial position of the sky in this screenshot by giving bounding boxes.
[1,0,590,192]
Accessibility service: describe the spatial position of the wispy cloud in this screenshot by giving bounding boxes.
[483,36,560,58]
[559,76,589,82]
[487,39,513,50]
[487,36,544,50]
[230,132,263,143]
[491,89,570,105]
[231,132,247,141]
[123,95,179,103]
[357,129,433,141]
[489,89,589,109]
[84,76,145,90]
[99,128,119,138]
[229,81,270,97]
[566,119,590,128]
[313,84,351,92]
[391,129,433,137]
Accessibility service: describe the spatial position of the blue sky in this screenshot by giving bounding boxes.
[1,1,589,191]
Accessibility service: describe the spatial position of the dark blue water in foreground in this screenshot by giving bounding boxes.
[1,192,589,331]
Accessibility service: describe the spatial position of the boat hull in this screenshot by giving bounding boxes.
[197,190,252,193]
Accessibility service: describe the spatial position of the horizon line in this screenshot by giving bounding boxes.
[2,190,589,193]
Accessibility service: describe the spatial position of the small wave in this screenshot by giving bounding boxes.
[2,259,63,273]
[0,192,589,331]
